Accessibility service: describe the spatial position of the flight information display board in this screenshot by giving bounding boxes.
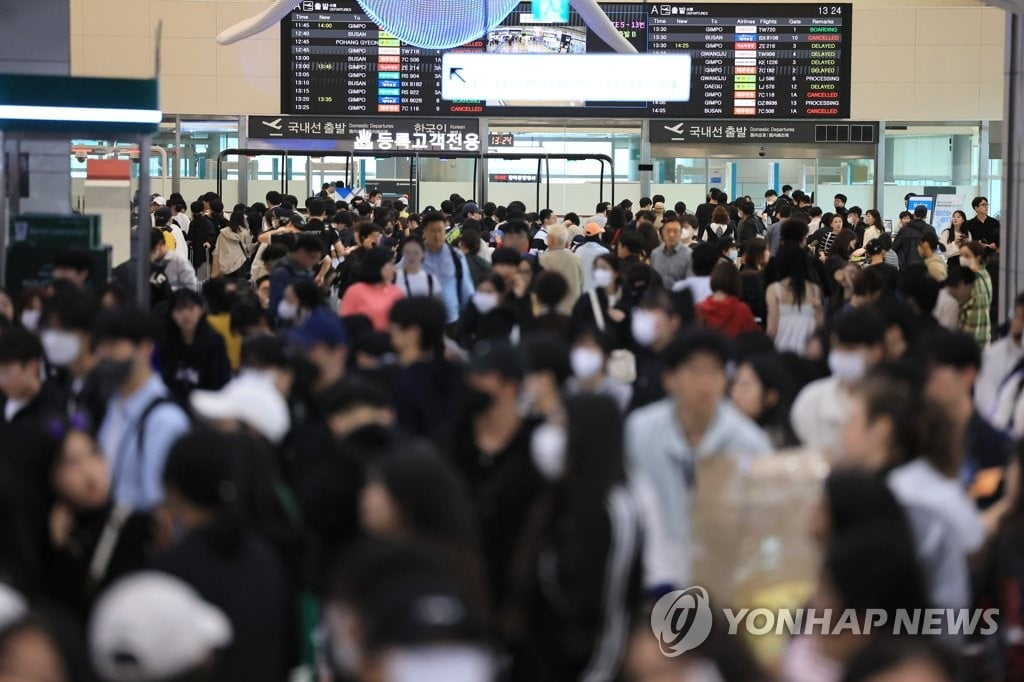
[281,1,850,119]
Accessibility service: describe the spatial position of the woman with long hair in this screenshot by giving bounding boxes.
[739,237,770,325]
[159,289,231,403]
[858,209,883,248]
[766,244,824,355]
[941,210,970,269]
[501,394,641,681]
[571,253,630,348]
[213,210,254,280]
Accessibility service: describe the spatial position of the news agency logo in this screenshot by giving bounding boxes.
[651,586,1001,655]
[651,587,714,656]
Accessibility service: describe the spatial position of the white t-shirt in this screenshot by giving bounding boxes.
[396,268,442,299]
[888,458,984,555]
[672,276,712,304]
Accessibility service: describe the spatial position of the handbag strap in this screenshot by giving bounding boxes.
[88,504,132,586]
[589,289,606,332]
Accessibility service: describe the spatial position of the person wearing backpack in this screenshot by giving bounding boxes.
[93,306,191,511]
[421,210,474,328]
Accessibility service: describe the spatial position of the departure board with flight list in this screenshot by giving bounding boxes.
[281,1,850,119]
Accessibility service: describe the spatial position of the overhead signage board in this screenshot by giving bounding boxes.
[651,120,878,144]
[247,116,480,152]
[281,1,851,119]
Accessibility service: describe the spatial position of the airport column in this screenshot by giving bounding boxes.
[0,3,72,216]
[1003,12,1024,323]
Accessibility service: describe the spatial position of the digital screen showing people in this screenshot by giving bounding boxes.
[282,1,851,118]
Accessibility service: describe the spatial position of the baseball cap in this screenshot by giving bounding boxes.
[154,206,173,223]
[462,202,481,215]
[190,372,291,444]
[289,308,350,348]
[150,195,167,206]
[468,339,524,380]
[583,221,605,237]
[90,572,232,682]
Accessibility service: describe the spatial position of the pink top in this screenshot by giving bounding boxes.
[339,283,405,331]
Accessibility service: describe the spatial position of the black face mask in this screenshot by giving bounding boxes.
[463,386,495,417]
[92,357,135,396]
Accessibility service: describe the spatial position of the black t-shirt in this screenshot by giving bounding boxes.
[967,216,1000,247]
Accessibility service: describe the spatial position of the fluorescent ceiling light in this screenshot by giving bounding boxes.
[0,105,162,125]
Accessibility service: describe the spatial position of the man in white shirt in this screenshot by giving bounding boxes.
[791,309,886,458]
[626,330,771,590]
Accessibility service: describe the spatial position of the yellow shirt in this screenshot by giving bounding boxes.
[207,312,241,371]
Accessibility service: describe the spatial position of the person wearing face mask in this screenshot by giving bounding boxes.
[458,274,516,350]
[626,330,771,592]
[449,341,543,604]
[39,287,106,425]
[628,287,687,412]
[575,222,610,292]
[93,307,191,511]
[41,420,152,620]
[976,292,1024,413]
[571,254,629,349]
[958,241,992,347]
[16,288,45,334]
[650,216,692,290]
[790,308,887,458]
[501,394,641,681]
[565,330,632,412]
[268,234,326,329]
[0,326,65,472]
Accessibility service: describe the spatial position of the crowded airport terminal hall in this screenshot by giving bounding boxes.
[5,0,1024,680]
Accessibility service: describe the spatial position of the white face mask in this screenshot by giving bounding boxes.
[570,346,604,380]
[472,291,500,314]
[276,299,298,321]
[593,268,614,289]
[19,309,40,333]
[828,350,867,382]
[631,309,659,347]
[680,228,693,241]
[531,422,567,481]
[41,330,81,367]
